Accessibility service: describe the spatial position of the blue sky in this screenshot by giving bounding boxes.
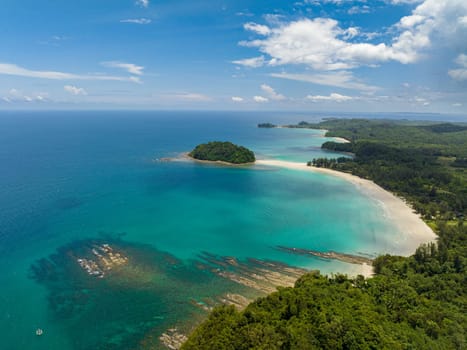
[1,0,466,113]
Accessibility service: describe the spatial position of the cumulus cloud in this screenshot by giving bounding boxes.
[64,85,87,95]
[3,88,48,103]
[261,84,286,100]
[0,62,140,83]
[120,18,151,24]
[237,1,467,71]
[455,54,467,68]
[306,93,353,102]
[232,56,265,68]
[101,61,144,75]
[448,53,467,81]
[244,23,271,35]
[240,18,408,70]
[448,69,467,81]
[231,96,244,102]
[253,96,269,103]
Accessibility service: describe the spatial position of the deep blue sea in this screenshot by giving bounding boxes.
[0,111,461,350]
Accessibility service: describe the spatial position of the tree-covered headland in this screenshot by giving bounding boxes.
[189,141,255,164]
[182,119,466,350]
[305,119,466,221]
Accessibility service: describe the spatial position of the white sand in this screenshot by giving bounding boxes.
[256,159,437,261]
[331,136,351,143]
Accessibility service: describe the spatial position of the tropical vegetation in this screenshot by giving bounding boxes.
[189,141,255,164]
[182,119,466,350]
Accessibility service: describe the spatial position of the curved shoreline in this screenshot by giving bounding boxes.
[173,153,436,278]
[255,159,437,258]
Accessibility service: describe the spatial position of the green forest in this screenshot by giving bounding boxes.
[189,141,255,164]
[182,119,466,350]
[307,119,466,221]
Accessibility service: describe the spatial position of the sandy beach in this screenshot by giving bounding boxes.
[330,136,351,143]
[256,159,437,259]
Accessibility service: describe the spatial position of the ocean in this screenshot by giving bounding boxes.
[0,110,449,350]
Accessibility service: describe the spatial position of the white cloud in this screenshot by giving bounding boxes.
[452,102,462,106]
[236,12,254,17]
[343,27,359,39]
[9,88,20,96]
[120,18,151,24]
[305,0,367,4]
[238,1,467,71]
[260,84,286,100]
[37,35,69,46]
[270,71,378,92]
[306,93,353,102]
[101,61,144,75]
[448,69,467,81]
[348,5,371,15]
[3,88,48,103]
[159,92,212,102]
[455,53,467,67]
[448,53,467,81]
[241,18,411,70]
[398,14,426,28]
[389,0,423,4]
[136,0,149,8]
[253,95,268,103]
[0,62,140,83]
[244,23,271,35]
[414,96,430,105]
[232,56,265,68]
[64,85,87,95]
[129,76,142,84]
[231,96,244,102]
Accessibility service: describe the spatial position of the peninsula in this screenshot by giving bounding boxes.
[189,141,255,164]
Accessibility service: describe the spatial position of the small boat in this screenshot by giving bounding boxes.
[35,328,43,336]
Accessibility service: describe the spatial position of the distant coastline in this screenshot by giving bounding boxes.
[257,122,351,143]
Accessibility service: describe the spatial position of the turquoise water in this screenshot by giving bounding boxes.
[1,111,405,349]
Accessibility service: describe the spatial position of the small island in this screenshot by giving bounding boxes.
[189,141,255,164]
[257,123,277,128]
